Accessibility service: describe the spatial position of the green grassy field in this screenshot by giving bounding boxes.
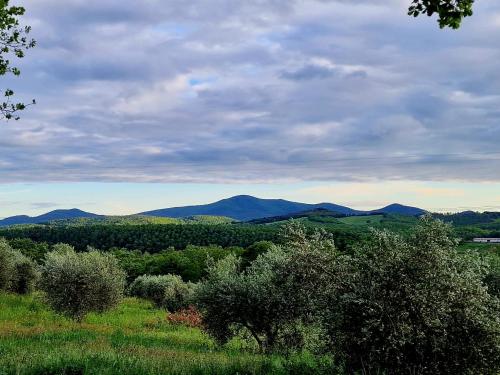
[457,242,500,253]
[0,293,331,375]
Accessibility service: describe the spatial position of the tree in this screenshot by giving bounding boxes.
[128,274,195,312]
[0,0,35,120]
[325,217,500,374]
[409,0,474,29]
[196,222,337,353]
[40,245,126,321]
[0,238,38,294]
[0,238,14,290]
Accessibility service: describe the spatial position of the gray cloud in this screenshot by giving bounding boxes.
[0,0,499,183]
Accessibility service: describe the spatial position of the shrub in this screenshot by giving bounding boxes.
[196,222,337,353]
[325,216,500,374]
[9,250,39,294]
[0,238,14,290]
[0,238,15,290]
[128,274,195,312]
[167,306,203,328]
[40,245,126,321]
[0,238,38,294]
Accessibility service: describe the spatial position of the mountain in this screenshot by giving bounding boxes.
[0,197,427,226]
[371,204,427,216]
[0,209,101,227]
[140,195,361,221]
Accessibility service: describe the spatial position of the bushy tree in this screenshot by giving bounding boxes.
[40,245,126,321]
[409,0,474,29]
[128,274,195,312]
[0,238,14,290]
[8,238,50,263]
[241,240,274,266]
[0,0,35,120]
[196,222,337,353]
[0,238,38,294]
[325,217,500,374]
[9,249,39,294]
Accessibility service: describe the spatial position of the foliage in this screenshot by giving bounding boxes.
[8,249,39,294]
[0,223,280,252]
[0,237,38,294]
[0,0,35,120]
[7,237,50,262]
[128,274,195,312]
[408,0,474,29]
[167,305,204,328]
[113,245,244,283]
[241,240,274,266]
[196,222,337,353]
[40,245,126,320]
[325,216,500,374]
[0,238,14,290]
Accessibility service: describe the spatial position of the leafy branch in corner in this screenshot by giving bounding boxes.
[409,0,474,29]
[0,0,35,120]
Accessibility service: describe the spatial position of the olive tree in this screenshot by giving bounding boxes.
[325,217,500,374]
[0,0,35,120]
[40,245,126,321]
[0,238,14,290]
[9,249,39,294]
[0,238,38,294]
[196,222,337,353]
[128,274,195,312]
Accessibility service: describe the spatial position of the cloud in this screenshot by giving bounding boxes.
[0,0,499,184]
[30,202,59,210]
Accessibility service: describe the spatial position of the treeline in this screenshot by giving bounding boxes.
[0,224,279,251]
[0,223,363,252]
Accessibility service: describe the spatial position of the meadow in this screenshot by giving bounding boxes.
[0,293,327,375]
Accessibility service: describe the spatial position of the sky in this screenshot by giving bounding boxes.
[1,0,500,217]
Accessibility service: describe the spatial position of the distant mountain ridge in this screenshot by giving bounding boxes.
[0,209,101,226]
[0,195,428,226]
[139,195,363,221]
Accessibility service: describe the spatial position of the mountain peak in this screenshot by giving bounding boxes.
[374,203,427,216]
[0,209,101,227]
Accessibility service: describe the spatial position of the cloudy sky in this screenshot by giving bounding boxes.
[1,0,500,216]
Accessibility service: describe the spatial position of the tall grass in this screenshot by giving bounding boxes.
[0,293,335,375]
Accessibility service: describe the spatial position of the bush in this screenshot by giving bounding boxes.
[40,245,126,321]
[9,251,39,294]
[0,238,38,294]
[325,216,500,374]
[0,238,15,290]
[128,274,195,312]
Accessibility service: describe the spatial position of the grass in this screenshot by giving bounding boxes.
[457,242,500,254]
[0,293,333,375]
